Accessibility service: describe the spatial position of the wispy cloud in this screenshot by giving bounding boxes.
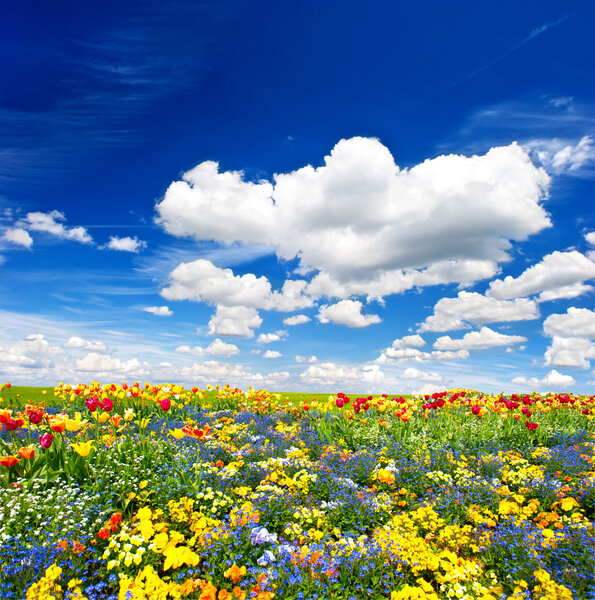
[0,3,240,187]
[446,15,570,90]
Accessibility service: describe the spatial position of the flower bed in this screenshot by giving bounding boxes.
[0,383,594,600]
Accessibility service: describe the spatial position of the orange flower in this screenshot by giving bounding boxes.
[218,591,230,600]
[110,414,122,427]
[199,582,218,600]
[233,588,246,600]
[0,456,19,468]
[18,445,35,460]
[224,564,247,584]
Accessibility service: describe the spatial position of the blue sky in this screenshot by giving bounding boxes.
[1,0,594,393]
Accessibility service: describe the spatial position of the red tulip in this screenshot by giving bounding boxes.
[39,433,54,448]
[102,397,114,412]
[160,398,171,411]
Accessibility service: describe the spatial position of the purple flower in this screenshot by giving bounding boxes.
[250,526,277,546]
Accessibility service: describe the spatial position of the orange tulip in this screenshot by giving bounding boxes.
[18,446,35,460]
[0,456,19,468]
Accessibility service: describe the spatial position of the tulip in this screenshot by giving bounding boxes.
[71,441,94,457]
[0,456,19,468]
[160,397,171,411]
[29,412,43,425]
[18,445,35,460]
[39,433,54,449]
[110,414,122,427]
[123,408,135,421]
[169,428,185,440]
[102,398,114,412]
[49,416,67,433]
[65,413,88,433]
[86,397,99,412]
[97,412,110,424]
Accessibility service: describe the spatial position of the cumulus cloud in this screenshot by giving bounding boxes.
[105,236,147,252]
[161,259,312,311]
[543,307,595,339]
[142,306,173,317]
[528,135,595,174]
[263,350,282,358]
[377,347,469,363]
[208,306,262,338]
[586,232,595,246]
[283,314,311,326]
[544,336,595,369]
[75,352,146,374]
[418,291,539,332]
[256,331,288,344]
[295,355,317,363]
[318,299,381,328]
[3,228,33,248]
[64,336,108,352]
[487,251,595,300]
[537,283,594,303]
[512,369,576,389]
[156,138,551,298]
[433,326,527,351]
[175,338,240,357]
[401,367,444,384]
[18,210,92,244]
[300,362,391,387]
[0,334,61,368]
[391,334,426,348]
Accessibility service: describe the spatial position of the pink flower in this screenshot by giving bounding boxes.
[101,397,114,412]
[160,398,171,412]
[39,433,54,449]
[86,397,99,412]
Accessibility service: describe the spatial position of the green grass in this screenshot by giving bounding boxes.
[0,386,411,410]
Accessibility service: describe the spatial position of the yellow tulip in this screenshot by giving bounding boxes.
[123,408,135,421]
[71,441,94,457]
[97,412,110,424]
[65,412,88,432]
[169,428,185,440]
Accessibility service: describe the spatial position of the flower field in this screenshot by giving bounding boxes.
[0,382,594,600]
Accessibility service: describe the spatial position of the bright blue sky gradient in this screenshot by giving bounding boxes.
[1,0,594,392]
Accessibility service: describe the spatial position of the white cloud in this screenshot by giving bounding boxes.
[263,350,282,358]
[318,299,381,328]
[512,369,576,389]
[283,314,311,326]
[538,283,594,303]
[175,338,240,357]
[106,236,147,252]
[295,355,317,363]
[543,307,595,339]
[208,306,262,338]
[3,227,33,248]
[300,362,391,388]
[75,352,146,374]
[433,326,527,351]
[544,336,595,369]
[161,258,312,311]
[19,210,93,244]
[64,336,108,352]
[256,331,288,344]
[419,291,539,332]
[529,135,595,174]
[142,306,173,316]
[377,347,469,363]
[305,259,499,301]
[586,231,595,246]
[156,138,550,297]
[391,334,426,348]
[487,251,595,300]
[401,367,445,384]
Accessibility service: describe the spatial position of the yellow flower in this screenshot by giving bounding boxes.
[97,412,110,424]
[559,497,579,511]
[169,428,185,440]
[65,412,88,432]
[541,528,555,538]
[71,441,94,457]
[123,408,135,421]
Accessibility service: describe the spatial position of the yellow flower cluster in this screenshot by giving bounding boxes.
[26,564,65,600]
